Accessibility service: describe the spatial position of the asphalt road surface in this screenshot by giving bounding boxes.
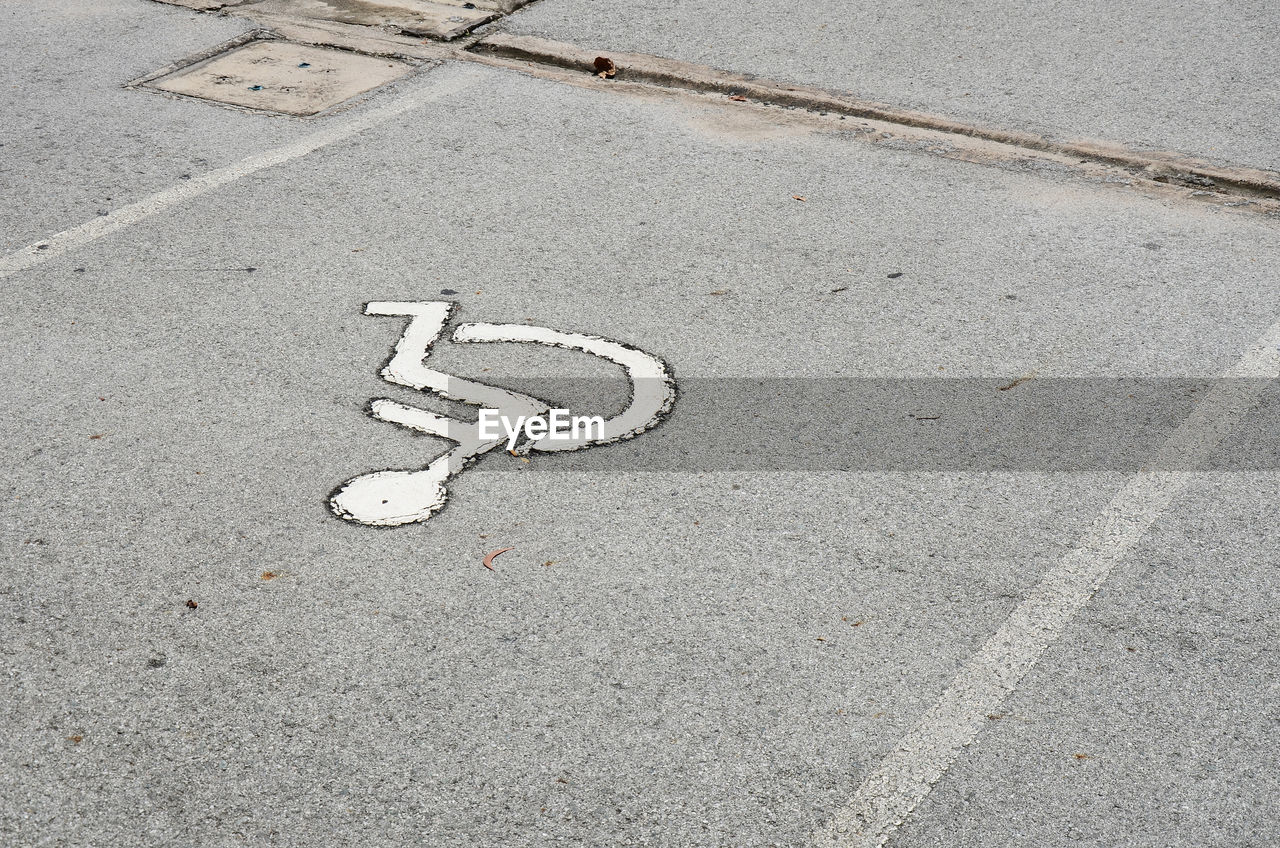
[3,2,1278,847]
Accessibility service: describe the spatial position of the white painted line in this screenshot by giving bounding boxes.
[369,301,550,416]
[815,323,1280,848]
[370,398,455,440]
[453,321,676,448]
[0,68,472,280]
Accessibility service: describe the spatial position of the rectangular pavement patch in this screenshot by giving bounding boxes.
[145,39,412,116]
[238,0,495,39]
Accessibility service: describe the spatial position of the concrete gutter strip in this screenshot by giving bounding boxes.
[472,32,1280,203]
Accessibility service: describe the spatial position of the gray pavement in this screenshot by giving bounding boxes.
[505,0,1280,172]
[2,1,1279,847]
[0,1,288,251]
[897,475,1280,847]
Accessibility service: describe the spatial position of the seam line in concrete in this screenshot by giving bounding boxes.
[469,32,1280,204]
[0,68,472,281]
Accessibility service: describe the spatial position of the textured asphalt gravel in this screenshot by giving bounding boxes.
[0,1,292,251]
[2,1,1278,847]
[896,475,1280,847]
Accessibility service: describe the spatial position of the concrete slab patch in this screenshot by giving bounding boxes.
[152,0,250,9]
[150,0,532,40]
[144,40,413,115]
[502,0,1280,173]
[236,0,494,39]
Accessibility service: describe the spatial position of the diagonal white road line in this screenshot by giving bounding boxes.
[815,324,1280,847]
[0,67,471,281]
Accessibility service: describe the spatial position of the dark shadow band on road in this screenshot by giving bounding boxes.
[459,377,1280,471]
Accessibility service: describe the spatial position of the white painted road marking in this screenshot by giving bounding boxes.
[453,321,676,449]
[8,44,1264,839]
[814,326,1280,847]
[0,68,471,280]
[329,301,676,527]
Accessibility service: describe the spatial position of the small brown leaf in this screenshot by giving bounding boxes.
[68,735,83,744]
[792,195,807,202]
[593,56,616,79]
[88,434,104,440]
[1074,753,1093,760]
[482,547,514,571]
[185,599,198,609]
[261,571,277,581]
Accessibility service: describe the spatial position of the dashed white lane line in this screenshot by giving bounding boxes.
[814,325,1280,848]
[0,66,472,281]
